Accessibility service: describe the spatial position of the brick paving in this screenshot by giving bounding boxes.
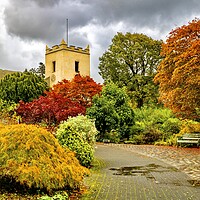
[82,144,200,200]
[111,144,200,181]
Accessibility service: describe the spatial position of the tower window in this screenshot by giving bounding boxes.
[52,61,56,72]
[75,61,79,73]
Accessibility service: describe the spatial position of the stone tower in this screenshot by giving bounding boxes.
[45,39,90,87]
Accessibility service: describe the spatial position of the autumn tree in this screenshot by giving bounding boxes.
[0,71,48,103]
[52,74,102,108]
[87,82,134,140]
[16,75,100,128]
[154,19,200,121]
[16,91,85,127]
[99,32,163,108]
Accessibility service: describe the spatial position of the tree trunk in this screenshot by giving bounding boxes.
[137,98,144,108]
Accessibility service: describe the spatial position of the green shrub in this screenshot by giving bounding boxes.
[155,120,200,147]
[104,130,120,143]
[130,121,146,135]
[57,130,94,167]
[130,107,182,144]
[155,118,182,146]
[161,121,200,147]
[39,191,69,200]
[56,116,97,167]
[134,107,173,124]
[161,118,182,134]
[63,115,97,146]
[131,125,162,144]
[87,82,134,140]
[155,134,178,146]
[0,71,48,103]
[0,124,89,194]
[0,99,19,124]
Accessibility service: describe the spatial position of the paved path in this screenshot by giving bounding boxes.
[82,144,200,200]
[111,144,200,181]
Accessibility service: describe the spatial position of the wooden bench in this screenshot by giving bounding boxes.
[177,133,200,147]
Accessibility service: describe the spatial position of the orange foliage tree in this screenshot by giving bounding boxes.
[154,19,200,121]
[52,75,102,108]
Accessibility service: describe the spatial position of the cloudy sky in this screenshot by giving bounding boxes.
[0,0,199,83]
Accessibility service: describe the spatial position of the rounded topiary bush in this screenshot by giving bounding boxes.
[0,124,89,194]
[56,116,97,167]
[63,115,97,145]
[57,130,94,167]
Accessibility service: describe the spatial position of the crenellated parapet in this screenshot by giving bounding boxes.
[45,38,90,87]
[46,39,90,55]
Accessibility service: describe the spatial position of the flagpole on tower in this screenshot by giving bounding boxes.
[66,18,69,46]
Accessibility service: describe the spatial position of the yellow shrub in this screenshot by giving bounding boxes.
[0,123,4,129]
[0,124,89,193]
[180,120,200,134]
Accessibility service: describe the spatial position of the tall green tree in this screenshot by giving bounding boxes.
[99,32,163,108]
[29,62,45,78]
[87,82,134,140]
[0,71,48,103]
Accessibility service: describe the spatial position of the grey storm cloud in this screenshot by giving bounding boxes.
[28,0,61,7]
[1,0,200,82]
[4,0,200,44]
[4,0,92,44]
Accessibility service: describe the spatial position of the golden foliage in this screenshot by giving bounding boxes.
[180,121,200,134]
[154,19,200,120]
[0,124,89,193]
